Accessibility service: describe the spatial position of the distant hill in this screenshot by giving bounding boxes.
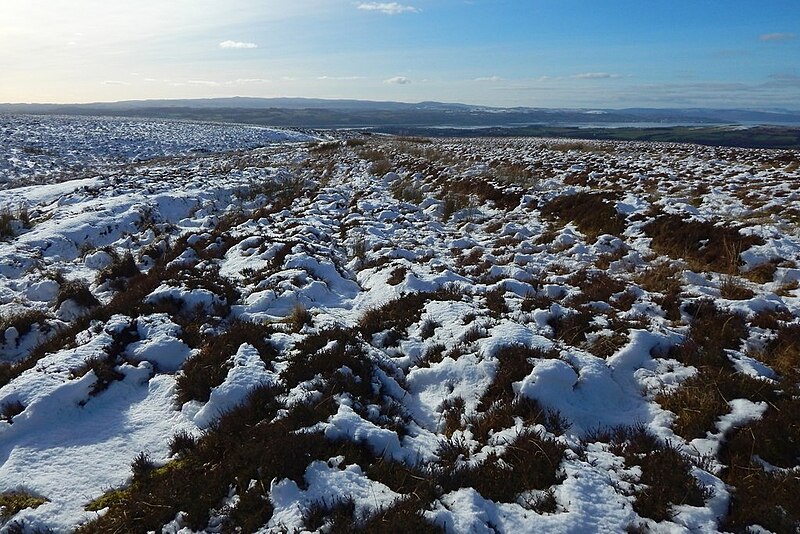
[2,98,800,128]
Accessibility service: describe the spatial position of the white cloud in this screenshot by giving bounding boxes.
[384,76,411,85]
[317,75,365,80]
[572,72,620,79]
[187,80,220,86]
[219,40,258,49]
[357,2,419,15]
[228,78,271,84]
[759,32,796,42]
[102,80,129,86]
[474,76,503,82]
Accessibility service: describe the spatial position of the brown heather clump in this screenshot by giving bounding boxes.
[668,299,748,368]
[484,286,509,318]
[440,176,522,210]
[643,214,763,273]
[285,303,313,332]
[56,279,100,308]
[176,320,276,404]
[565,268,626,306]
[655,368,777,440]
[358,288,461,339]
[742,260,779,283]
[719,398,800,532]
[540,191,626,239]
[0,309,50,339]
[635,261,682,320]
[441,429,566,503]
[762,322,800,383]
[589,425,711,522]
[478,345,558,410]
[548,306,596,346]
[96,250,139,289]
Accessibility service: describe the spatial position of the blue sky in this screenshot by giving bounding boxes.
[1,0,798,108]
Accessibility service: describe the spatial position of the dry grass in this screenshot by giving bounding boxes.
[549,141,615,154]
[0,309,50,339]
[719,275,756,300]
[484,286,508,318]
[96,250,139,289]
[478,345,556,410]
[549,307,596,346]
[761,323,800,383]
[565,268,626,306]
[668,299,748,368]
[358,288,460,340]
[56,279,99,308]
[284,303,312,333]
[742,260,778,283]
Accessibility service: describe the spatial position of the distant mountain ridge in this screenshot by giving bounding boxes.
[0,97,800,126]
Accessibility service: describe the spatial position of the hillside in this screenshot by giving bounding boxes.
[1,116,799,532]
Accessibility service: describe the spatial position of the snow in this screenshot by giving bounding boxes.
[128,314,193,373]
[0,367,195,529]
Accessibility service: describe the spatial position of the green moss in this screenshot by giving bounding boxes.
[0,490,49,521]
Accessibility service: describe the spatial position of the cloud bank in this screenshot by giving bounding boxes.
[759,33,795,42]
[384,76,411,85]
[572,72,621,79]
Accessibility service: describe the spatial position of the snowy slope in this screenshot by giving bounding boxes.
[1,121,799,533]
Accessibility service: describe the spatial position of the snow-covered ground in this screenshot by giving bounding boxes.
[0,114,311,188]
[0,120,798,533]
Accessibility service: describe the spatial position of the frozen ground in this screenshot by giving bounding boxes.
[0,121,799,533]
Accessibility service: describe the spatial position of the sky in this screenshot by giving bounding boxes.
[1,0,799,108]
